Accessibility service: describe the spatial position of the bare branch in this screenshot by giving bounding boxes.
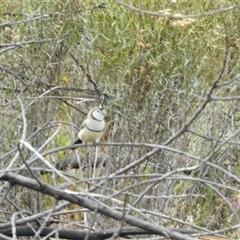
[0,172,197,240]
[0,14,50,27]
[0,66,29,87]
[115,1,240,19]
[0,226,229,240]
[0,38,55,47]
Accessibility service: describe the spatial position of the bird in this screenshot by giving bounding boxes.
[70,106,107,150]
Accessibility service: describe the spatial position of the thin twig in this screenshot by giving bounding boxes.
[0,14,50,27]
[0,66,28,87]
[115,1,240,19]
[0,38,55,47]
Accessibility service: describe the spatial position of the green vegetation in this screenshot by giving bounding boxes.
[0,0,240,239]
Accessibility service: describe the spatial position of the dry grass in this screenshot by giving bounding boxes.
[0,1,240,239]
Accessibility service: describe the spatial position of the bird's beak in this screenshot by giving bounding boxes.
[102,109,107,116]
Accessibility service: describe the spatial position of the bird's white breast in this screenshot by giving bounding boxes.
[78,119,105,143]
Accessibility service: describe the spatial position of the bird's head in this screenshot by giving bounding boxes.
[90,107,107,121]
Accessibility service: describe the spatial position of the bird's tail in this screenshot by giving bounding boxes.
[70,139,83,150]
